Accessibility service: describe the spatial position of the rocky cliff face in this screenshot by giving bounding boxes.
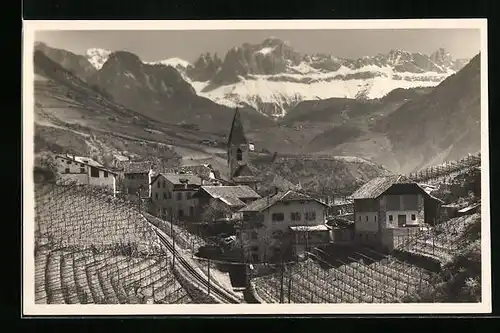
[174,38,470,118]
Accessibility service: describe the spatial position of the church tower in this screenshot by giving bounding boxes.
[227,108,249,178]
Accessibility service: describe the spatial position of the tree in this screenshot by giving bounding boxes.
[200,200,233,223]
[34,154,60,183]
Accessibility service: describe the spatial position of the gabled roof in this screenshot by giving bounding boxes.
[194,185,261,208]
[350,175,413,199]
[227,108,247,147]
[150,173,202,186]
[217,196,246,208]
[56,154,117,175]
[198,185,261,199]
[239,190,328,212]
[350,175,444,203]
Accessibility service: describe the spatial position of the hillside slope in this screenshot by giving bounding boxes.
[250,153,392,196]
[246,87,432,155]
[309,55,480,173]
[377,53,481,173]
[33,50,228,167]
[34,43,274,134]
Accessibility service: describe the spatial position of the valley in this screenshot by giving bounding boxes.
[33,38,481,177]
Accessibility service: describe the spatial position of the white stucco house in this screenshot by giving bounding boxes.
[351,175,443,251]
[54,154,117,195]
[237,190,329,263]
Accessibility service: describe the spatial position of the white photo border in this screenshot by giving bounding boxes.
[22,18,490,316]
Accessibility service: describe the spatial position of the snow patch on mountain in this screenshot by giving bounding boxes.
[86,48,112,70]
[257,46,276,55]
[183,65,452,118]
[145,57,192,70]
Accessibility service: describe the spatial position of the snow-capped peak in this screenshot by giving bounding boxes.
[86,48,112,70]
[257,46,276,55]
[145,57,192,69]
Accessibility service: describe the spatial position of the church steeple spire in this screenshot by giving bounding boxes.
[227,108,247,147]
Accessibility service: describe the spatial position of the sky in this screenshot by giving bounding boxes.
[35,29,481,63]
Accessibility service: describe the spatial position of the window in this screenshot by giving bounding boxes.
[178,209,184,218]
[155,193,158,200]
[366,216,368,222]
[388,215,393,222]
[176,192,182,200]
[236,148,242,161]
[90,167,99,178]
[359,215,361,222]
[80,168,85,173]
[374,215,377,222]
[67,160,71,165]
[271,213,284,222]
[163,193,167,200]
[104,171,108,178]
[65,168,70,173]
[162,180,166,188]
[305,211,316,221]
[168,191,171,199]
[411,214,416,221]
[291,212,301,221]
[157,181,160,188]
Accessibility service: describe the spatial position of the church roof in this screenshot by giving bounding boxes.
[231,164,262,183]
[233,164,258,177]
[227,108,247,147]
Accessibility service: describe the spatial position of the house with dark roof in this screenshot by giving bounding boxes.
[150,173,203,221]
[54,154,118,195]
[237,190,329,263]
[226,108,262,191]
[118,161,153,198]
[350,175,443,251]
[191,185,261,222]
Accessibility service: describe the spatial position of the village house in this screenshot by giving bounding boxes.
[325,197,354,219]
[350,175,443,251]
[237,190,329,263]
[150,173,202,221]
[119,161,153,198]
[226,108,262,191]
[176,164,223,186]
[192,185,261,222]
[54,154,117,195]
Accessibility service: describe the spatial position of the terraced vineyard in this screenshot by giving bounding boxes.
[253,214,480,303]
[34,182,192,304]
[400,213,480,264]
[254,250,432,304]
[407,153,480,185]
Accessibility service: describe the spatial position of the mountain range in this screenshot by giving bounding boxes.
[34,42,273,134]
[33,39,481,174]
[37,38,469,119]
